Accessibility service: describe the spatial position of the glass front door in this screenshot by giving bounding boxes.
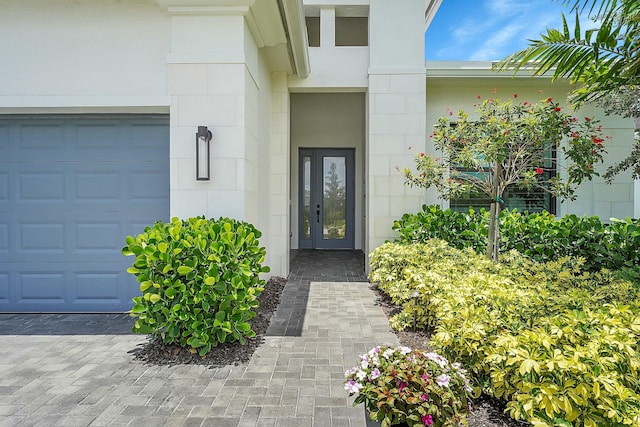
[299,149,355,249]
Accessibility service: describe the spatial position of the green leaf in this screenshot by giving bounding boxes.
[140,281,153,292]
[130,304,146,314]
[177,266,193,275]
[237,322,251,332]
[149,294,161,303]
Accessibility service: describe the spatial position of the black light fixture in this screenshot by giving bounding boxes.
[196,126,212,181]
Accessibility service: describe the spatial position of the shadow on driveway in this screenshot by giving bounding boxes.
[0,313,134,335]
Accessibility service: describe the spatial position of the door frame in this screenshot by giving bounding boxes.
[298,148,355,249]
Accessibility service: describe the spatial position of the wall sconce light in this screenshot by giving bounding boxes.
[196,126,212,181]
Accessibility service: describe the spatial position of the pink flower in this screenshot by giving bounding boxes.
[436,374,450,387]
[344,380,362,393]
[370,368,380,380]
[421,393,428,401]
[422,414,434,426]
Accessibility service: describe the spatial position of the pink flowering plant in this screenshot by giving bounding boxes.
[345,345,472,427]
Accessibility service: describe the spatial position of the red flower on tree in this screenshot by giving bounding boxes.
[535,167,544,175]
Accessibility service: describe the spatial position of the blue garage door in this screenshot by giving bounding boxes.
[0,115,169,312]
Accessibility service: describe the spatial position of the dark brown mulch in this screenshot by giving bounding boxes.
[371,283,529,427]
[129,275,527,426]
[128,276,287,367]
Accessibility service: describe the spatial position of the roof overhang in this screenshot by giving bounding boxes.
[156,0,309,77]
[425,0,442,29]
[426,61,555,78]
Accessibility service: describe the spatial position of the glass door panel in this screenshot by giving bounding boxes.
[322,157,346,240]
[302,156,311,240]
[299,149,354,249]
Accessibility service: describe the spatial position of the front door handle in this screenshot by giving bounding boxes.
[316,205,320,223]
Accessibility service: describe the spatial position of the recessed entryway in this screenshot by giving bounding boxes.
[290,93,366,252]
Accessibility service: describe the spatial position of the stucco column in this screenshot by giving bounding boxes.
[366,0,427,257]
[269,71,290,276]
[320,7,335,47]
[162,4,258,222]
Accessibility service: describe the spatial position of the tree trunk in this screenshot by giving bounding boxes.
[486,162,502,262]
[486,202,496,259]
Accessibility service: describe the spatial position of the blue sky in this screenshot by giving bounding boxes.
[426,0,575,61]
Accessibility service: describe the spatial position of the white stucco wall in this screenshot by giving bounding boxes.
[289,5,368,90]
[269,72,291,276]
[166,11,289,276]
[0,0,170,111]
[425,71,636,220]
[366,0,427,256]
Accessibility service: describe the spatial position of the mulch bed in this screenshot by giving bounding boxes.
[129,276,528,426]
[128,276,287,367]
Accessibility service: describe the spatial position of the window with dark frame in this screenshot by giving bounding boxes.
[446,122,557,214]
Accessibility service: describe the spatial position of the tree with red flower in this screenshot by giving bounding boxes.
[402,96,606,261]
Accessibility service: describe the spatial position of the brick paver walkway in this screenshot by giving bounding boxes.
[0,250,399,426]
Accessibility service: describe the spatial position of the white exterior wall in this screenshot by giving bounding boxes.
[425,69,636,220]
[0,0,294,277]
[269,72,291,276]
[366,0,427,255]
[166,9,288,276]
[0,0,170,111]
[288,5,368,90]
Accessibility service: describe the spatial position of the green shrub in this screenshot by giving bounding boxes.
[392,204,640,274]
[369,241,640,426]
[123,217,270,356]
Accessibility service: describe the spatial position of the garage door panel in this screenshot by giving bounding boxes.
[130,123,170,152]
[129,170,170,202]
[0,273,8,303]
[75,123,121,151]
[17,271,66,301]
[19,171,66,202]
[19,222,66,253]
[0,123,7,151]
[74,171,121,201]
[6,266,131,305]
[18,123,66,152]
[6,212,167,262]
[1,115,169,312]
[75,222,122,251]
[0,223,7,254]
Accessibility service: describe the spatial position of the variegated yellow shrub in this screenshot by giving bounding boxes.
[369,241,640,426]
